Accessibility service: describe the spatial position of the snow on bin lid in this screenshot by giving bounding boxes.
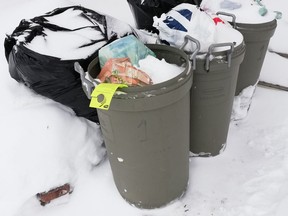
[200,0,276,24]
[153,3,243,53]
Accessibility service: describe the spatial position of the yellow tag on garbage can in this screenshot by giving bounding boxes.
[89,83,128,110]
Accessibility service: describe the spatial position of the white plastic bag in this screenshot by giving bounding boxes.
[153,3,216,52]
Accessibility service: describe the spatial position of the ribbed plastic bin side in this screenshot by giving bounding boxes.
[88,44,193,209]
[190,42,246,156]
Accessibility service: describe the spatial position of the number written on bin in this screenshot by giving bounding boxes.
[137,119,147,142]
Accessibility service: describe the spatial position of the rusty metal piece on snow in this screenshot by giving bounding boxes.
[36,183,73,206]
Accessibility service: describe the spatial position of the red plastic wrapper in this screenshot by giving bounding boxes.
[97,58,153,86]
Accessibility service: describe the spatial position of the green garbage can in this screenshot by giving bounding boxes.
[234,19,277,95]
[86,44,195,208]
[215,12,277,95]
[185,37,246,156]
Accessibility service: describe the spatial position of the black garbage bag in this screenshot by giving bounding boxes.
[127,0,202,32]
[4,5,152,123]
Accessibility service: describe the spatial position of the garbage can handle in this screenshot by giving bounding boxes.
[205,43,234,71]
[179,35,200,70]
[74,62,95,99]
[216,11,236,28]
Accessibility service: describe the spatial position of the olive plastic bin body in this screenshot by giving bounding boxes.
[235,19,277,95]
[88,44,192,209]
[190,42,245,156]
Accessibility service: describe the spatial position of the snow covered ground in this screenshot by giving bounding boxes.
[1,0,288,215]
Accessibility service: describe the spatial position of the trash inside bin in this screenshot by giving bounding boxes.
[98,35,156,68]
[127,0,201,32]
[85,44,195,208]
